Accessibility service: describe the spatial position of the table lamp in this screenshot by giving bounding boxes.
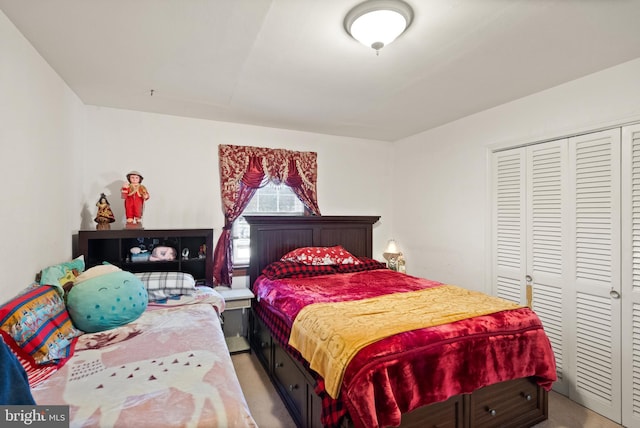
[383,239,403,271]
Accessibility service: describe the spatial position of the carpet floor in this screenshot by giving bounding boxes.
[231,352,622,428]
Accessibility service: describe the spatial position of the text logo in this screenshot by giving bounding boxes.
[1,406,69,427]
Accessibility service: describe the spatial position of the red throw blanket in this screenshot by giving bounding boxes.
[289,285,523,399]
[254,270,557,428]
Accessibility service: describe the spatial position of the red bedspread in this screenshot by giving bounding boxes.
[253,269,557,428]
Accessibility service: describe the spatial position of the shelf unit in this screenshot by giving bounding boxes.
[76,228,214,286]
[215,287,254,353]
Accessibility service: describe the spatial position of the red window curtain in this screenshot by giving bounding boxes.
[212,144,321,285]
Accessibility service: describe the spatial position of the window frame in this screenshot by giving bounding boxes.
[231,183,308,267]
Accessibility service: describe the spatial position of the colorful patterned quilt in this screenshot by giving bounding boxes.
[31,297,257,428]
[253,269,557,428]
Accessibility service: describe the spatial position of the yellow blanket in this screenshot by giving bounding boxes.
[288,285,522,398]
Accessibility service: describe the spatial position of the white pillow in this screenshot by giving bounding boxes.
[74,264,122,284]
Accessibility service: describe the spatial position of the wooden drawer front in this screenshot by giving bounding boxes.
[250,315,272,370]
[274,345,306,424]
[400,394,464,428]
[308,389,324,428]
[469,378,546,428]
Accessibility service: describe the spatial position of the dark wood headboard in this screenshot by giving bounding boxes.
[244,215,380,286]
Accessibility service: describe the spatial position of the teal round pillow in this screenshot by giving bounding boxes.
[66,270,148,333]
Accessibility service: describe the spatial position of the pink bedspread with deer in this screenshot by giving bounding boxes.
[31,301,257,428]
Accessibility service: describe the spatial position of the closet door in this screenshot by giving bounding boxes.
[622,123,640,427]
[567,129,621,423]
[491,148,526,303]
[525,140,569,396]
[491,140,568,394]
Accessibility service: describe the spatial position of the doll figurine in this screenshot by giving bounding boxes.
[121,171,150,225]
[94,193,116,230]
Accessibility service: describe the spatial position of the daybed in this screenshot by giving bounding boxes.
[0,257,257,428]
[245,215,557,428]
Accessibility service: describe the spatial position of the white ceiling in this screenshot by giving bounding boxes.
[3,0,640,142]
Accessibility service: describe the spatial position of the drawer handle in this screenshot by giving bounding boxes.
[260,341,268,348]
[522,392,532,401]
[487,408,497,417]
[289,384,299,391]
[275,362,284,368]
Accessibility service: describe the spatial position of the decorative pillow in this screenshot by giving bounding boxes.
[66,271,148,333]
[38,255,85,291]
[262,261,338,279]
[74,263,122,284]
[133,272,196,302]
[0,284,83,364]
[280,246,360,266]
[336,257,388,273]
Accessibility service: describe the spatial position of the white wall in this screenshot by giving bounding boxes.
[81,106,394,263]
[5,5,640,301]
[0,10,393,301]
[394,58,640,292]
[0,11,86,304]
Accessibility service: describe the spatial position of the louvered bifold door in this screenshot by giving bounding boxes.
[568,129,622,423]
[525,139,568,395]
[622,123,640,428]
[492,149,526,304]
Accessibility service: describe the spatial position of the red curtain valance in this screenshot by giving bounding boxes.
[213,144,321,285]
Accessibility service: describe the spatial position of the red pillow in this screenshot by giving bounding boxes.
[0,285,82,365]
[262,261,337,279]
[336,257,388,273]
[280,246,360,265]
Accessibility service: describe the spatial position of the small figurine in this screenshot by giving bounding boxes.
[121,171,150,226]
[397,255,406,273]
[198,244,207,259]
[94,193,116,230]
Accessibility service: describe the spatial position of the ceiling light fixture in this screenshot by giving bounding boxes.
[344,0,413,55]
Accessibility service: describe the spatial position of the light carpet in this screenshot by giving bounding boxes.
[231,352,621,428]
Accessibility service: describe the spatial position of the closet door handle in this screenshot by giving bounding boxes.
[525,275,534,309]
[610,289,621,299]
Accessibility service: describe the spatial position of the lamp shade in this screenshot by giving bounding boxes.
[345,0,413,52]
[382,239,402,261]
[384,239,400,255]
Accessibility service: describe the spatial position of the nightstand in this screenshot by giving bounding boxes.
[215,287,254,353]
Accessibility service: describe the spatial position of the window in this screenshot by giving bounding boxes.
[232,182,305,265]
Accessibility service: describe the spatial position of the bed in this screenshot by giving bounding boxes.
[0,257,257,427]
[245,215,557,428]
